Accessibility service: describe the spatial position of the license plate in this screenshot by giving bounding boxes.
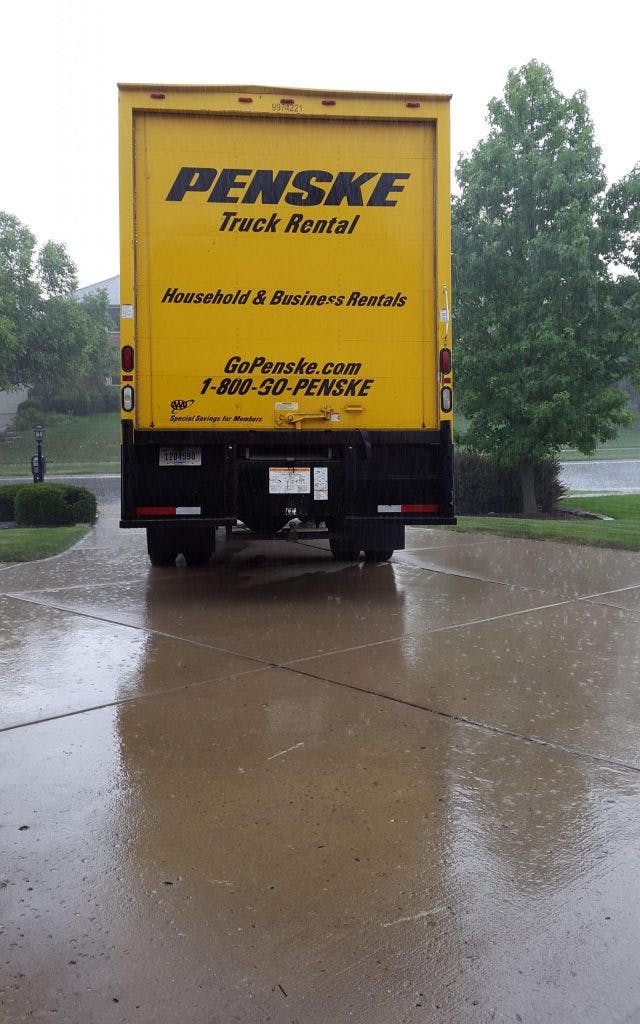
[159,447,202,467]
[269,467,311,494]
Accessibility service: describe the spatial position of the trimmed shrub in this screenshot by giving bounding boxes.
[14,484,97,526]
[14,401,47,431]
[14,403,77,431]
[455,454,564,514]
[0,484,30,522]
[27,389,120,416]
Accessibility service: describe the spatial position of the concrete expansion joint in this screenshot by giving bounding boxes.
[395,554,640,609]
[5,568,640,782]
[395,557,581,601]
[3,591,276,664]
[577,584,640,612]
[0,659,273,735]
[277,661,640,778]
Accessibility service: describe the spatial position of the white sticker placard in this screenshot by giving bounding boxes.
[275,402,298,411]
[269,467,311,494]
[314,467,328,501]
[121,304,134,319]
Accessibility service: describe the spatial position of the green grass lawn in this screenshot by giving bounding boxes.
[0,525,90,563]
[455,494,640,550]
[559,419,640,462]
[0,412,120,476]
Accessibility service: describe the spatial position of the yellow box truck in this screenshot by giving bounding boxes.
[118,84,455,565]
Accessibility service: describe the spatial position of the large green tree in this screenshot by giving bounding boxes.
[0,211,115,399]
[453,61,640,513]
[0,213,39,391]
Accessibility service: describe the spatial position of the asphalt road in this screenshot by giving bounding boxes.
[2,498,640,1022]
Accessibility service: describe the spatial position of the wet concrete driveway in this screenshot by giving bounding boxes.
[2,500,640,1023]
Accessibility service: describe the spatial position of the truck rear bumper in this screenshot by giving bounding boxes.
[120,424,456,539]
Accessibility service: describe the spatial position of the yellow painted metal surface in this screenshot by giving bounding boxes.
[119,86,452,431]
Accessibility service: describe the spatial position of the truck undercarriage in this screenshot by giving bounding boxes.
[121,422,455,565]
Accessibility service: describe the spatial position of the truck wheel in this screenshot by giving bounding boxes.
[146,528,178,567]
[180,527,215,567]
[148,550,177,567]
[329,535,362,561]
[183,547,212,567]
[364,549,394,562]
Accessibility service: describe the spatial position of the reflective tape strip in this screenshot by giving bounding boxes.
[136,506,202,516]
[377,504,439,514]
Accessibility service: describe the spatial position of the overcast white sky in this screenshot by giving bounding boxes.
[2,0,638,287]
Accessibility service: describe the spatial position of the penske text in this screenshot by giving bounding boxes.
[200,353,374,399]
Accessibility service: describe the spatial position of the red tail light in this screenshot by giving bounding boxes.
[121,346,134,372]
[440,348,452,374]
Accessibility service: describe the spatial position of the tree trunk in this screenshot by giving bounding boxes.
[519,456,538,516]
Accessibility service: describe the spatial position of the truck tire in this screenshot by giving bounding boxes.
[148,550,177,567]
[146,527,178,567]
[329,535,362,561]
[183,547,212,567]
[181,527,215,567]
[364,549,394,562]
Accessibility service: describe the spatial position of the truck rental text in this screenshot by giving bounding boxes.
[118,84,455,564]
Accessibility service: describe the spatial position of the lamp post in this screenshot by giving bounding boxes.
[33,424,45,483]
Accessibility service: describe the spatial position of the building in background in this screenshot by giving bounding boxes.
[76,274,120,350]
[0,388,28,433]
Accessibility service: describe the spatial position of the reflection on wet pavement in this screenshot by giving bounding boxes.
[2,501,640,1022]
